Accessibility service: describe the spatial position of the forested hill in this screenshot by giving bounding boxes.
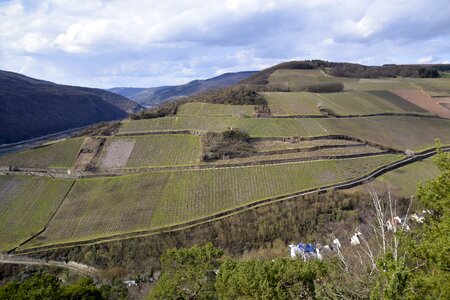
[0,70,142,145]
[109,71,257,107]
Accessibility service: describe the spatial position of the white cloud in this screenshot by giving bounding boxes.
[0,0,449,88]
[417,56,434,64]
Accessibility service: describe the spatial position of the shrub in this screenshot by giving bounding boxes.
[201,129,256,161]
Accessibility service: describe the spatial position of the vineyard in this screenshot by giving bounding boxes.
[251,138,362,152]
[0,175,74,251]
[267,69,425,91]
[177,102,255,117]
[268,69,352,88]
[263,92,323,115]
[118,116,450,150]
[210,145,386,165]
[263,91,427,116]
[22,154,399,248]
[97,134,202,169]
[0,138,84,169]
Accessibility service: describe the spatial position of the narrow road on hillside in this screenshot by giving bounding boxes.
[0,254,98,276]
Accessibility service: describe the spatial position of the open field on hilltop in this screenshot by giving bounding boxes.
[119,116,450,151]
[0,175,74,251]
[268,69,354,88]
[263,91,428,116]
[22,154,399,248]
[391,90,450,119]
[344,78,417,91]
[97,134,201,169]
[0,138,84,169]
[209,145,386,165]
[267,69,418,91]
[408,77,450,96]
[177,102,255,117]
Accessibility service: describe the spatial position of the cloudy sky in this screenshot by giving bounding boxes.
[1,0,450,88]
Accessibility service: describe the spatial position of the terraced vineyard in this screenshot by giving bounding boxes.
[263,92,323,115]
[177,102,255,117]
[250,138,363,152]
[97,134,201,169]
[0,138,84,169]
[22,154,399,248]
[0,175,74,251]
[210,145,386,165]
[119,116,450,150]
[264,91,427,116]
[3,63,450,254]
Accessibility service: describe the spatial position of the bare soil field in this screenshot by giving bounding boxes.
[73,138,103,171]
[391,89,450,119]
[98,140,135,168]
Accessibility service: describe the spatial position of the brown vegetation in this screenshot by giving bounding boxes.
[201,129,255,161]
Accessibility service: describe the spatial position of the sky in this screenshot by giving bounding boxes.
[1,0,450,88]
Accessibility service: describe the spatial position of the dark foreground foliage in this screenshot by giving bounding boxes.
[0,273,104,299]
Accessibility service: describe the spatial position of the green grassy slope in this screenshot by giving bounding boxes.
[0,138,84,169]
[373,157,440,197]
[0,175,74,251]
[24,155,399,248]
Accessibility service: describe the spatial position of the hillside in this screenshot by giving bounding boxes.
[110,71,257,107]
[0,70,142,145]
[1,61,450,254]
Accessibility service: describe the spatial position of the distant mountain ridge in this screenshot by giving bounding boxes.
[109,71,258,107]
[0,70,142,145]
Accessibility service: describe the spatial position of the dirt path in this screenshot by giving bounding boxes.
[391,89,450,119]
[0,254,98,276]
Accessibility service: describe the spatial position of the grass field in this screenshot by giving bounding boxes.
[97,134,202,169]
[0,138,84,169]
[408,78,450,96]
[372,157,440,197]
[23,154,400,248]
[119,116,450,151]
[345,78,417,91]
[268,69,354,89]
[177,102,255,117]
[263,91,427,116]
[0,175,74,251]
